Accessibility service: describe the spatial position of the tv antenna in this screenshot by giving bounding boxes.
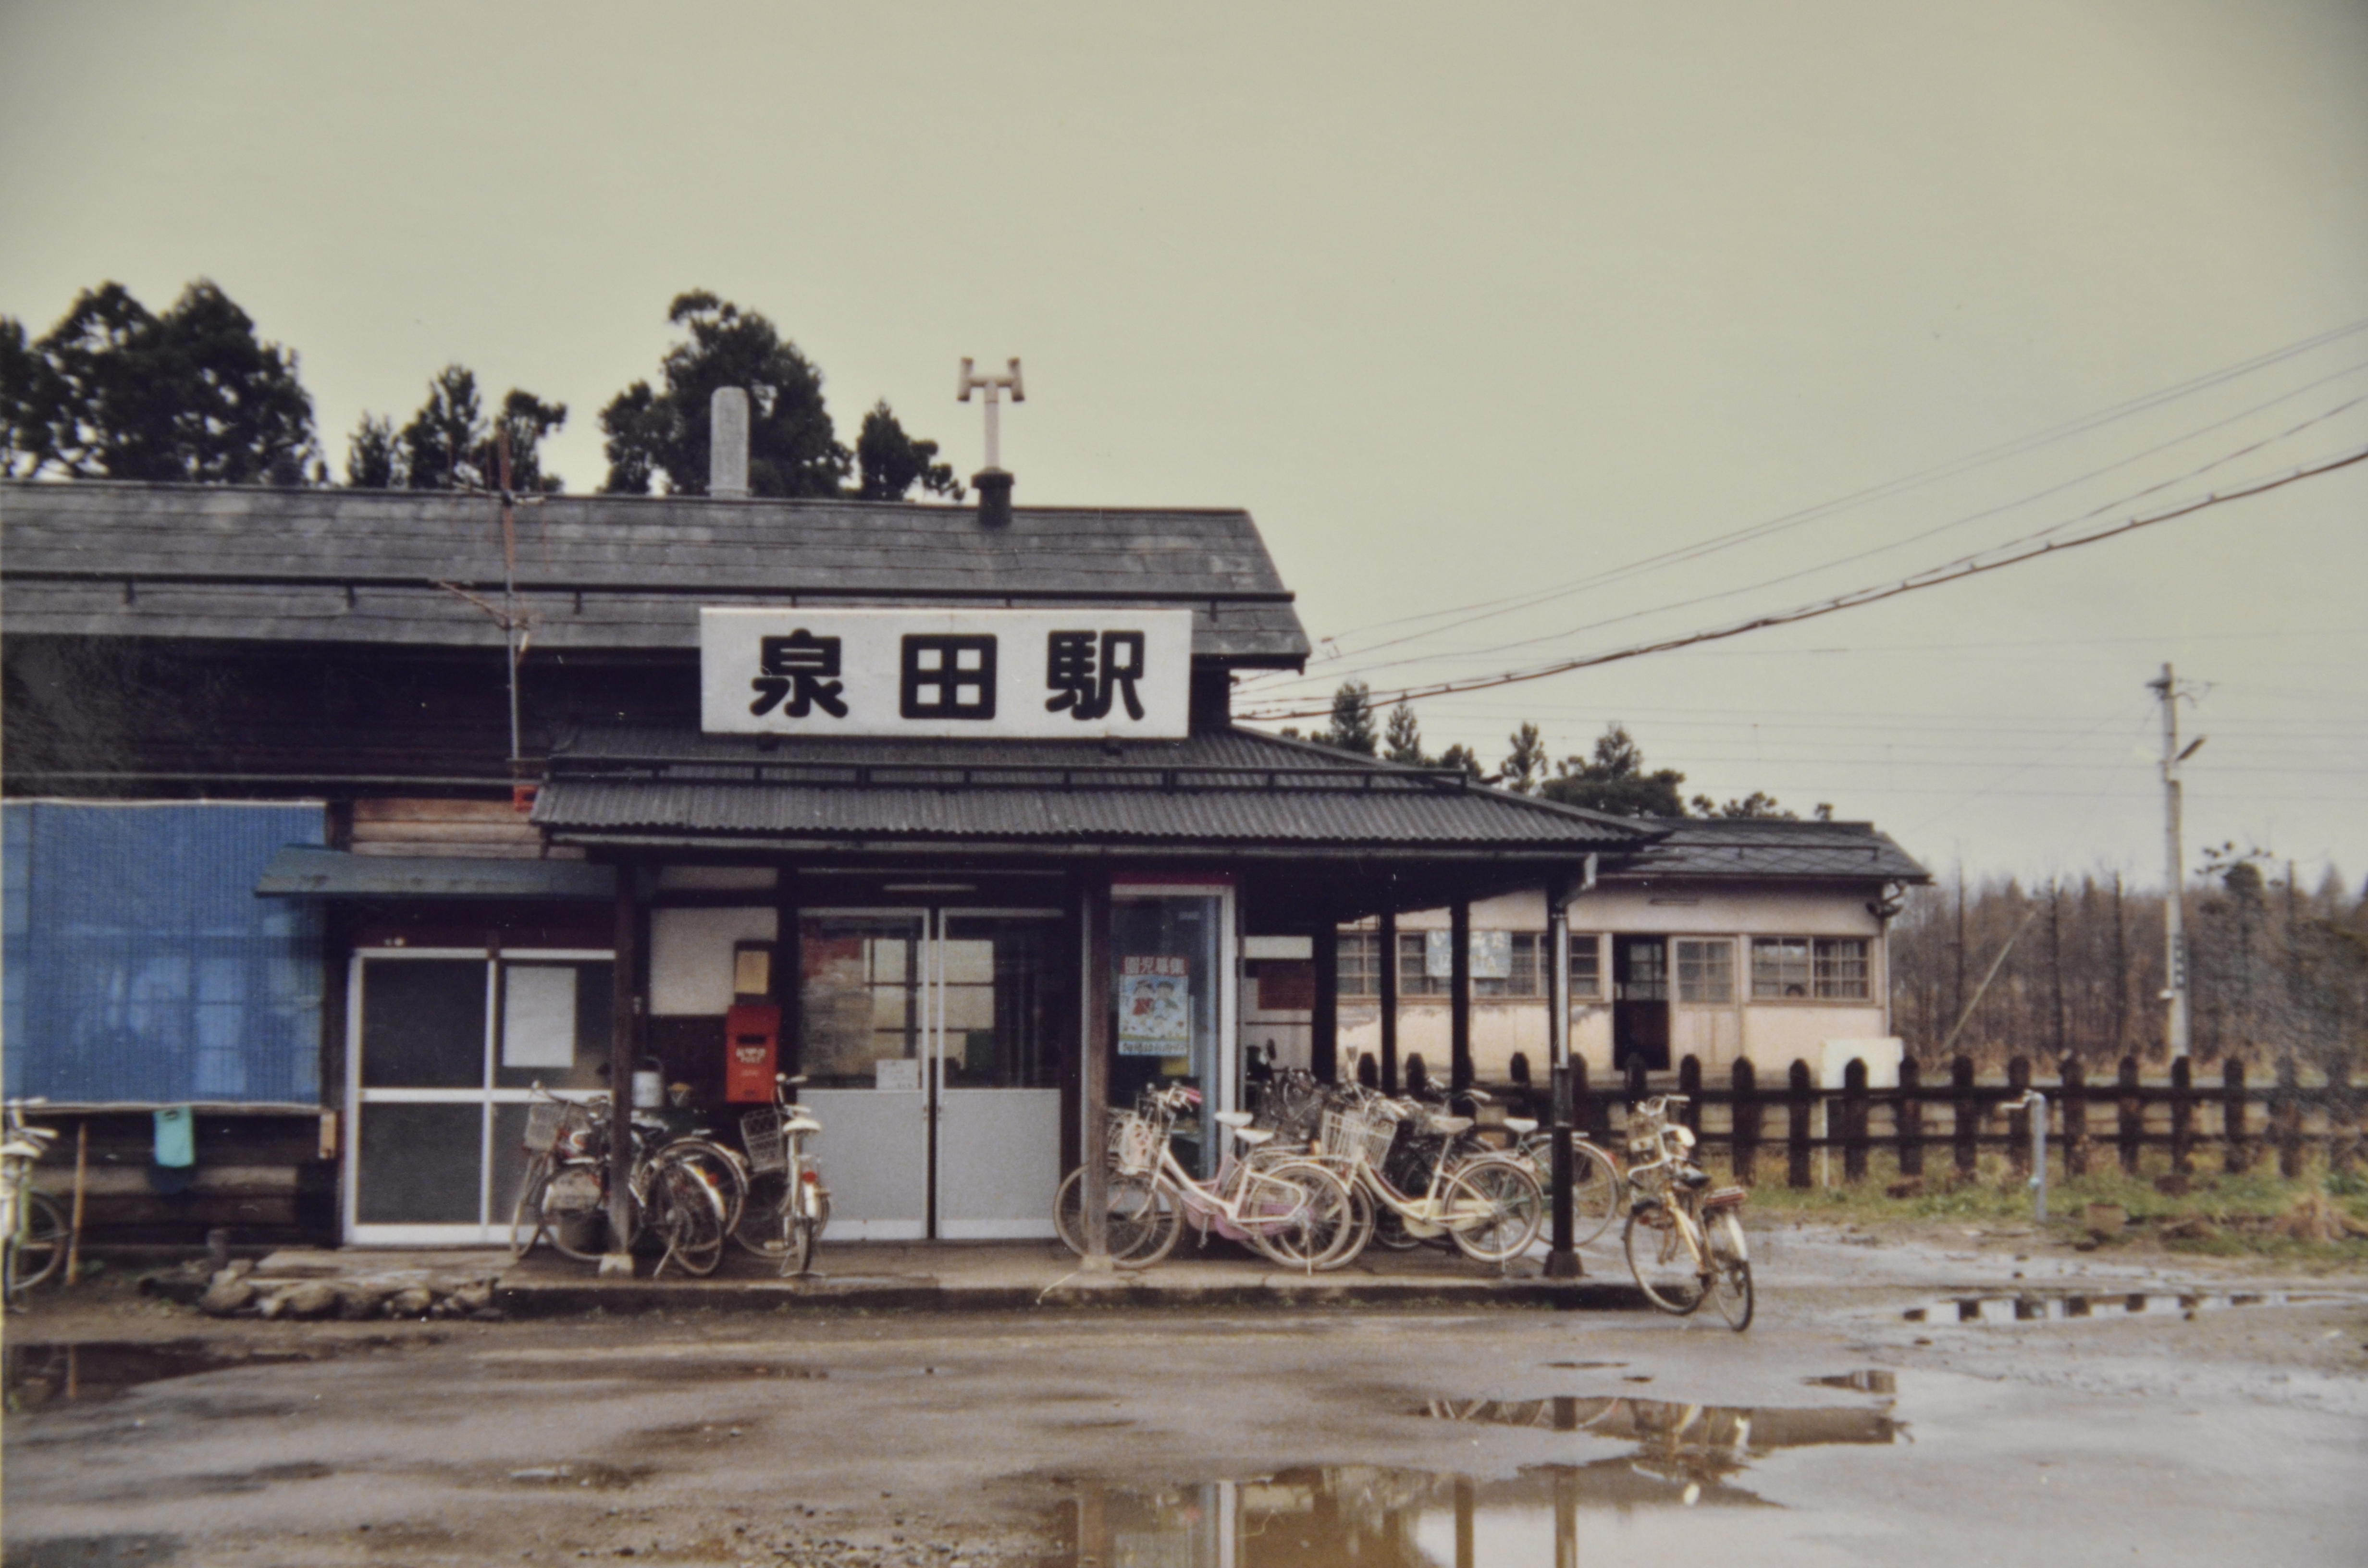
[957,357,1024,469]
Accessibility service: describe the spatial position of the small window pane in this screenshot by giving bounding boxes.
[1815,938,1871,999]
[1398,933,1439,997]
[1752,938,1813,999]
[1336,934,1380,997]
[1568,935,1603,1000]
[1675,939,1734,1004]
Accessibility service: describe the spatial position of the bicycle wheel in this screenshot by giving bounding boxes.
[648,1159,726,1278]
[1370,1202,1421,1250]
[1320,1177,1377,1271]
[1624,1205,1706,1315]
[786,1183,819,1276]
[507,1160,552,1261]
[734,1170,791,1258]
[1244,1163,1354,1271]
[5,1191,67,1294]
[545,1170,638,1262]
[1705,1210,1753,1331]
[661,1138,749,1240]
[1118,1175,1185,1268]
[1443,1160,1544,1263]
[1567,1142,1624,1247]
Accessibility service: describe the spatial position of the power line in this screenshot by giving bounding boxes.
[1238,443,2368,722]
[1263,316,2368,669]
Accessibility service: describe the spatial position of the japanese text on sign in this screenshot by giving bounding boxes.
[701,609,1192,739]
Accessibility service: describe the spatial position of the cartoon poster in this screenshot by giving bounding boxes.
[1117,955,1192,1055]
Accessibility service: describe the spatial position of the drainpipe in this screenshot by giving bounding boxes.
[1544,873,1580,1280]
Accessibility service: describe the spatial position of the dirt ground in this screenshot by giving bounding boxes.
[5,1219,2366,1568]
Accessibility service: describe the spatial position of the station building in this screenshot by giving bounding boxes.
[1,439,1924,1250]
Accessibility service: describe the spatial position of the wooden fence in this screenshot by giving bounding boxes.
[1543,1055,2366,1188]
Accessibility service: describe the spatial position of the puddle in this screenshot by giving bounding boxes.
[3,1341,319,1407]
[505,1461,651,1491]
[1808,1370,1898,1395]
[1900,1290,2311,1325]
[1412,1394,1901,1453]
[1542,1361,1626,1370]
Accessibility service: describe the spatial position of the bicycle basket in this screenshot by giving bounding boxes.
[740,1108,789,1175]
[1114,1115,1160,1176]
[523,1099,570,1154]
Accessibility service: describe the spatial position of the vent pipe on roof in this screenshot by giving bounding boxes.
[710,387,751,499]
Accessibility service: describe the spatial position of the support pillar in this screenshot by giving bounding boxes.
[1080,871,1113,1268]
[1544,878,1581,1278]
[1449,901,1472,1095]
[601,867,640,1276]
[1378,909,1400,1095]
[1310,919,1339,1083]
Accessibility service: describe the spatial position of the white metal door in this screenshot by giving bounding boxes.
[794,911,930,1240]
[932,909,1064,1239]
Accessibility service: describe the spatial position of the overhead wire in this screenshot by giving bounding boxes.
[1236,441,2368,722]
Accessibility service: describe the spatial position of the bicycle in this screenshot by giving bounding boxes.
[1620,1094,1752,1330]
[513,1091,731,1276]
[1509,1123,1625,1249]
[1054,1086,1353,1271]
[1316,1092,1544,1267]
[736,1074,830,1275]
[3,1100,65,1304]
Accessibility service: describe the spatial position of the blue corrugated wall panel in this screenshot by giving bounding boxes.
[1,803,326,1104]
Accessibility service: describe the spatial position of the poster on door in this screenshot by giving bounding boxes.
[1117,955,1192,1055]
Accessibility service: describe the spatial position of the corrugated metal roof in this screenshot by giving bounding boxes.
[1607,818,1930,882]
[253,845,617,900]
[0,480,1311,664]
[533,725,1653,851]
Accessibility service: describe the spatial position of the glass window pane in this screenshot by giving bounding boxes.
[1676,939,1733,1004]
[1111,895,1222,1175]
[1752,938,1812,999]
[493,962,612,1090]
[799,919,924,1088]
[1569,935,1603,1000]
[360,960,486,1089]
[1815,938,1871,999]
[357,1102,483,1224]
[940,916,1066,1089]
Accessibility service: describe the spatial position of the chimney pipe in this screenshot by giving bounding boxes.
[710,387,750,499]
[973,467,1013,528]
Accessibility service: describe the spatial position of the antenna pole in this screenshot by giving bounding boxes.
[499,427,522,771]
[956,356,1025,470]
[2150,662,2189,1060]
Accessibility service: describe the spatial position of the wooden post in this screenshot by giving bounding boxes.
[1454,1476,1476,1568]
[2170,1056,2195,1176]
[2061,1057,2088,1178]
[1953,1056,1979,1180]
[1729,1059,1758,1186]
[1449,901,1473,1095]
[2222,1057,2249,1174]
[2117,1055,2144,1175]
[1309,919,1338,1084]
[1625,1053,1647,1109]
[1842,1057,1870,1183]
[1787,1059,1813,1189]
[1677,1056,1702,1141]
[1081,874,1113,1264]
[2276,1054,2303,1179]
[2006,1056,2032,1177]
[1378,909,1400,1095]
[1897,1057,1924,1178]
[604,869,639,1275]
[65,1121,88,1286]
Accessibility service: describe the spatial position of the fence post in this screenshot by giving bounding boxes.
[1730,1059,1758,1186]
[1788,1059,1814,1189]
[1842,1058,1870,1183]
[1952,1056,1979,1180]
[1677,1056,1702,1143]
[1898,1057,1924,1179]
[2060,1057,2087,1178]
[2170,1056,2194,1176]
[2276,1054,2304,1179]
[2006,1057,2032,1177]
[2116,1056,2143,1176]
[2221,1057,2249,1174]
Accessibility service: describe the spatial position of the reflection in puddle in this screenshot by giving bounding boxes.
[1072,1396,1905,1562]
[1808,1370,1897,1395]
[3,1341,319,1407]
[1901,1290,2301,1325]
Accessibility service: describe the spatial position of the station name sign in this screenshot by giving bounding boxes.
[699,608,1194,739]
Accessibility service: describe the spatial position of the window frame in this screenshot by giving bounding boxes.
[1750,936,1875,1003]
[1673,937,1735,1006]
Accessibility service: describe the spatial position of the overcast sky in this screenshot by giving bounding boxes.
[4,2,2362,893]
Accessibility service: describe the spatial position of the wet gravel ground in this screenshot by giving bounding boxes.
[6,1222,2366,1568]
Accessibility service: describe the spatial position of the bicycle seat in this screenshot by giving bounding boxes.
[1425,1115,1473,1136]
[1213,1110,1254,1128]
[1504,1117,1538,1135]
[1229,1126,1276,1147]
[783,1115,821,1134]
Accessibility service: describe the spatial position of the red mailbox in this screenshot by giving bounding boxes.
[724,1003,780,1103]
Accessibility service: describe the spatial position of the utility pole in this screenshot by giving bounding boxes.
[2149,663,2204,1060]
